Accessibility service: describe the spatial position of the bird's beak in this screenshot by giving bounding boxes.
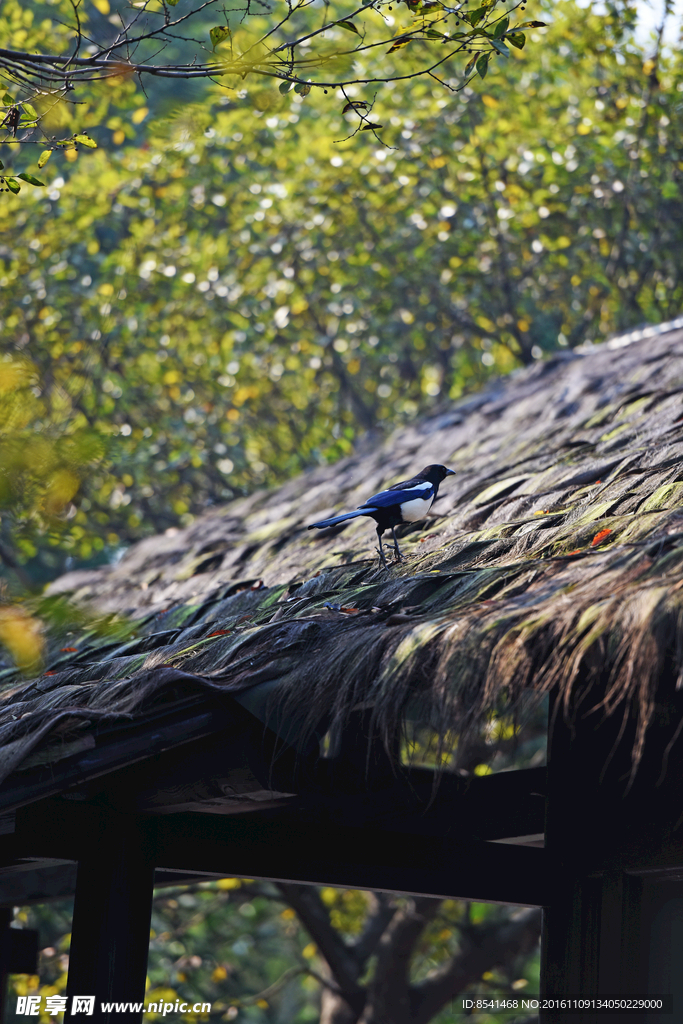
[446,468,455,476]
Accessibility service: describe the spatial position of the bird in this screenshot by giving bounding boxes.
[308,464,455,567]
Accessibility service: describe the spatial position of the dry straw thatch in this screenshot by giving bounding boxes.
[3,321,683,792]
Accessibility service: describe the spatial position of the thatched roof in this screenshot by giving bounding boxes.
[3,318,683,805]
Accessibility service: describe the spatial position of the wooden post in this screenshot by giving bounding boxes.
[64,817,154,1024]
[0,908,38,1024]
[542,685,683,1023]
[0,908,11,1024]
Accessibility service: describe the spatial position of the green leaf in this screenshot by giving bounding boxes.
[278,80,292,94]
[476,53,489,78]
[507,31,526,48]
[5,178,20,194]
[424,28,444,38]
[338,19,359,33]
[73,134,98,148]
[464,53,477,75]
[37,150,52,169]
[493,16,509,38]
[209,25,230,49]
[17,173,45,187]
[342,100,370,113]
[166,0,179,5]
[294,83,311,96]
[360,123,383,130]
[21,102,38,120]
[516,20,547,28]
[490,38,509,55]
[2,93,13,106]
[468,7,486,25]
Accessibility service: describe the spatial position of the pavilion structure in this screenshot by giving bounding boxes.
[2,320,683,1022]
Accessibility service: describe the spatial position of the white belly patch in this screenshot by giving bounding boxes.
[399,495,434,522]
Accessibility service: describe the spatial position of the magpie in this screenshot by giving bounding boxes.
[308,464,455,567]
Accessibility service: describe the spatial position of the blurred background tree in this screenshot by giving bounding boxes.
[12,880,541,1024]
[2,0,680,586]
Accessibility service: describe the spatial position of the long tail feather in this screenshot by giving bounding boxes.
[308,509,367,530]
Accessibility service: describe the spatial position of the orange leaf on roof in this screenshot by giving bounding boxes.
[60,647,78,652]
[208,630,230,637]
[590,528,612,547]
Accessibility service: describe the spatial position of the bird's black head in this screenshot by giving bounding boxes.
[419,464,456,484]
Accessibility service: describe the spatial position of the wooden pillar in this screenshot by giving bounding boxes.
[0,908,39,1024]
[65,819,154,1024]
[542,685,683,1023]
[0,908,11,1024]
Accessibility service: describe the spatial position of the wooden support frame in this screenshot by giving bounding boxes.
[0,705,549,1020]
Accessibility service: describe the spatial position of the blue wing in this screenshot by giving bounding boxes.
[359,482,435,510]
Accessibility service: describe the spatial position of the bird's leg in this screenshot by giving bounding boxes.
[391,526,404,562]
[376,525,387,568]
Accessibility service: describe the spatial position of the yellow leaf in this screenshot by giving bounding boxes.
[0,608,44,673]
[302,943,317,959]
[132,107,149,125]
[45,469,80,514]
[216,877,241,890]
[92,0,110,11]
[211,966,228,982]
[482,94,498,108]
[37,150,52,169]
[0,362,27,394]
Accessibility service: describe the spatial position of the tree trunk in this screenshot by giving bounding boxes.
[320,988,359,1024]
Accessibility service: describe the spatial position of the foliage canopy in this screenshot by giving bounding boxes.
[0,0,680,584]
[0,0,556,185]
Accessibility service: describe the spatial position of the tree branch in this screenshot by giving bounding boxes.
[351,891,396,967]
[410,907,542,1024]
[359,896,442,1024]
[274,882,365,1011]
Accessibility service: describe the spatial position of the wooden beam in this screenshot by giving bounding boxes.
[147,814,549,907]
[6,799,547,907]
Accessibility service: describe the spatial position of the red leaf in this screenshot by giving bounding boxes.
[590,528,612,547]
[60,646,78,652]
[208,629,230,637]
